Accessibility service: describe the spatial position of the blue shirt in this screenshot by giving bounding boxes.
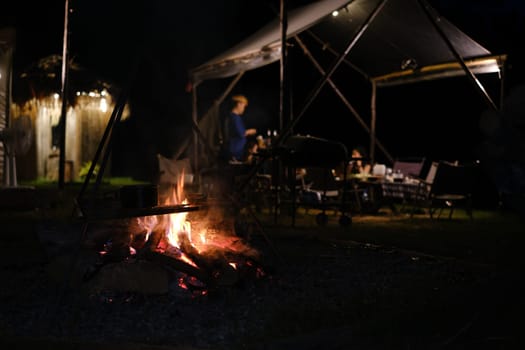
[227,112,247,160]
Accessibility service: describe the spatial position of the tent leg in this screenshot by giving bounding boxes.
[370,81,377,165]
[418,0,498,111]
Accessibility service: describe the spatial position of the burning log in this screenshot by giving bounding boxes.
[143,250,211,286]
[137,228,163,253]
[177,233,240,287]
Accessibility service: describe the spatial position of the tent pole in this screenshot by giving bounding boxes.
[279,0,288,131]
[276,0,289,224]
[370,81,377,165]
[58,0,70,189]
[192,84,199,175]
[275,0,388,146]
[499,58,506,109]
[305,29,369,81]
[293,35,393,164]
[419,0,498,111]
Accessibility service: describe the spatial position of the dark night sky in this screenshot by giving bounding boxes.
[2,0,525,176]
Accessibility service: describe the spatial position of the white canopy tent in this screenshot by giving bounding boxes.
[188,0,506,170]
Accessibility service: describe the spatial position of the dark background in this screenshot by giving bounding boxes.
[2,0,525,180]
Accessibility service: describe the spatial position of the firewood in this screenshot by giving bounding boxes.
[139,229,163,253]
[177,235,242,287]
[143,251,212,286]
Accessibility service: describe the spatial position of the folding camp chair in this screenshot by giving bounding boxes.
[392,156,426,179]
[280,135,352,227]
[296,166,342,223]
[411,161,475,220]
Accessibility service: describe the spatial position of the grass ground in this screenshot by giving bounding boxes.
[2,181,524,267]
[1,182,524,349]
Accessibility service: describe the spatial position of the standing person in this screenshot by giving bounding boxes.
[225,94,257,162]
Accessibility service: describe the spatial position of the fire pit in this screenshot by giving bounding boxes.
[77,178,268,296]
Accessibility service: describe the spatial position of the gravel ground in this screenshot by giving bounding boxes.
[1,218,523,350]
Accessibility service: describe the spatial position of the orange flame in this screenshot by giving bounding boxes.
[159,169,197,250]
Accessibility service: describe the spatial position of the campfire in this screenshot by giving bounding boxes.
[84,173,267,297]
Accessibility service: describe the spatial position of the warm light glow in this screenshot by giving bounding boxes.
[136,216,157,238]
[199,232,206,244]
[166,214,191,248]
[163,170,194,250]
[99,97,108,112]
[53,93,60,100]
[332,10,339,17]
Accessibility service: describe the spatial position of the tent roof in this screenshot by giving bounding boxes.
[190,0,505,87]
